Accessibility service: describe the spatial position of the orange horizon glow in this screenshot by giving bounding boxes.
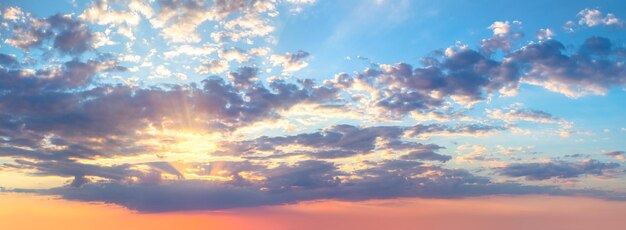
[2,193,626,230]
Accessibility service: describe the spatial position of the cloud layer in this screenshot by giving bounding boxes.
[0,1,624,212]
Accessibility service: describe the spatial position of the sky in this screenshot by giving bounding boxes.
[0,0,625,229]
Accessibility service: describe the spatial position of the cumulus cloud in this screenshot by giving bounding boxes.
[331,49,520,117]
[219,47,251,63]
[481,20,524,55]
[2,6,24,21]
[564,8,625,31]
[80,0,144,40]
[335,36,626,119]
[148,0,274,43]
[536,28,555,40]
[149,0,212,43]
[4,13,95,55]
[270,50,311,74]
[0,63,340,163]
[196,59,229,74]
[81,0,141,26]
[514,37,626,98]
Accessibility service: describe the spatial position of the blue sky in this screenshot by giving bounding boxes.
[0,0,625,212]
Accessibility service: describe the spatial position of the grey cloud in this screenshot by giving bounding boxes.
[153,0,260,42]
[498,160,620,180]
[335,36,626,118]
[0,6,624,214]
[340,49,519,116]
[47,14,95,55]
[0,66,340,161]
[215,123,498,161]
[507,110,559,122]
[305,150,359,159]
[4,17,53,50]
[605,151,625,162]
[0,54,19,68]
[212,0,249,18]
[227,66,258,89]
[510,37,626,97]
[4,13,94,55]
[25,158,622,212]
[401,149,451,162]
[481,21,524,55]
[487,108,562,124]
[5,159,184,187]
[606,151,625,157]
[579,36,613,56]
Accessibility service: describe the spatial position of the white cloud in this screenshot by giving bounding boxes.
[80,0,140,26]
[195,60,229,74]
[2,7,24,21]
[565,8,624,31]
[536,28,554,40]
[164,45,215,59]
[219,48,250,63]
[270,50,310,74]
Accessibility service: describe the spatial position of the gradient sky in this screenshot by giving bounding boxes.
[0,0,625,229]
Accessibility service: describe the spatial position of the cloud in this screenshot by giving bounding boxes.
[270,50,311,74]
[196,59,229,74]
[0,54,19,68]
[331,36,626,119]
[214,123,500,160]
[285,0,316,4]
[219,47,251,63]
[148,0,273,43]
[497,160,620,180]
[605,151,626,162]
[400,149,451,162]
[564,8,624,31]
[481,20,524,55]
[1,2,625,214]
[81,0,141,26]
[333,49,520,117]
[2,6,24,21]
[513,37,626,98]
[149,0,212,43]
[163,45,215,59]
[22,158,603,212]
[0,57,125,92]
[536,28,555,40]
[0,64,340,162]
[223,13,275,39]
[4,13,95,55]
[486,108,562,124]
[486,106,574,136]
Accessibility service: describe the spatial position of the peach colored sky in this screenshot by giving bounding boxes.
[2,193,626,230]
